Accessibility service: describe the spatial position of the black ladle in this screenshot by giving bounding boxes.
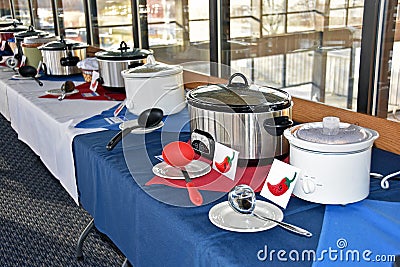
[18,65,43,86]
[106,108,164,151]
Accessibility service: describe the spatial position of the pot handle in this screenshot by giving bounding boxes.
[227,73,249,88]
[263,116,293,136]
[42,62,47,75]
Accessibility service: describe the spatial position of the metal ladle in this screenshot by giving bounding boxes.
[57,80,76,101]
[106,108,164,151]
[228,184,312,237]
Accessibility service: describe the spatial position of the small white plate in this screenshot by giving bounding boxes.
[119,120,164,134]
[152,160,211,179]
[208,200,284,233]
[12,74,41,80]
[45,88,79,96]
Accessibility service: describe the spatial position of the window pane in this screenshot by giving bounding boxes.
[263,0,286,15]
[262,15,285,35]
[148,0,210,65]
[99,26,133,49]
[229,0,368,114]
[329,9,346,29]
[97,0,132,27]
[231,18,259,38]
[387,1,400,121]
[95,0,133,48]
[13,0,31,25]
[288,0,314,12]
[287,12,316,32]
[0,0,12,18]
[32,0,55,33]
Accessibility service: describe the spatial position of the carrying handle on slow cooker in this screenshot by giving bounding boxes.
[228,73,249,88]
[27,25,35,32]
[263,116,293,136]
[118,41,130,53]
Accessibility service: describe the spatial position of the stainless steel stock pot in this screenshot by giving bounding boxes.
[95,41,152,92]
[38,37,88,76]
[186,73,293,166]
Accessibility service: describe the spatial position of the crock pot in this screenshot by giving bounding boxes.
[0,22,28,60]
[22,34,58,68]
[186,73,293,166]
[95,41,152,92]
[38,37,88,76]
[121,55,186,115]
[284,117,379,204]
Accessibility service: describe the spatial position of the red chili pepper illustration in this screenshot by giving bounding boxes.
[267,172,297,196]
[215,152,235,173]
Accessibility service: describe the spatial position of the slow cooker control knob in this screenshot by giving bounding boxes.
[302,178,316,194]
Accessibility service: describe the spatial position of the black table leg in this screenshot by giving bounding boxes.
[122,257,133,267]
[76,218,95,261]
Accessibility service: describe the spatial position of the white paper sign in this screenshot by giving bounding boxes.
[212,142,239,180]
[90,71,100,91]
[260,159,301,209]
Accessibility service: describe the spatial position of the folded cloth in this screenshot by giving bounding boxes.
[75,105,192,132]
[145,156,289,193]
[39,82,126,101]
[313,199,400,267]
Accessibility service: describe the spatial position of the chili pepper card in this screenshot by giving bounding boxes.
[90,71,100,91]
[260,159,301,209]
[212,142,239,180]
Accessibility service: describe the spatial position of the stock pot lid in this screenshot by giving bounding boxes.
[186,73,291,113]
[0,23,28,33]
[95,41,151,60]
[38,38,88,50]
[23,34,58,44]
[122,55,183,77]
[14,26,46,39]
[294,117,374,145]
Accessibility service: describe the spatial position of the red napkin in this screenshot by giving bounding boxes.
[145,156,289,193]
[39,82,126,101]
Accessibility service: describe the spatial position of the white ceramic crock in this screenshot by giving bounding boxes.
[283,117,379,205]
[121,55,186,115]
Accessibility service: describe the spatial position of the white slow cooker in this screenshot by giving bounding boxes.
[284,117,379,205]
[121,55,186,115]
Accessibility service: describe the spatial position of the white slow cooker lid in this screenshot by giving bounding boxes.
[284,117,379,153]
[121,55,182,78]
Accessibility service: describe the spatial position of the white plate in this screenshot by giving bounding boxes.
[45,88,79,96]
[12,74,41,80]
[152,160,211,179]
[208,200,284,233]
[119,120,164,134]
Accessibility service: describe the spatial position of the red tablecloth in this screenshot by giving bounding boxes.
[39,82,126,101]
[145,156,289,193]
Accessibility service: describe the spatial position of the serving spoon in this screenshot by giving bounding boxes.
[162,141,203,206]
[106,108,163,151]
[228,184,312,237]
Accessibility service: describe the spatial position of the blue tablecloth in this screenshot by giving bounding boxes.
[73,128,400,266]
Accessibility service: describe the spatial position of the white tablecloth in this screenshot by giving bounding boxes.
[0,68,118,204]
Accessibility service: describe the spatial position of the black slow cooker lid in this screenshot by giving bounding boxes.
[38,37,88,50]
[0,23,28,33]
[186,73,292,113]
[14,26,47,39]
[95,41,152,61]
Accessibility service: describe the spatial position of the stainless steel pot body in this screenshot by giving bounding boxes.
[188,105,292,165]
[41,48,86,75]
[97,58,145,88]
